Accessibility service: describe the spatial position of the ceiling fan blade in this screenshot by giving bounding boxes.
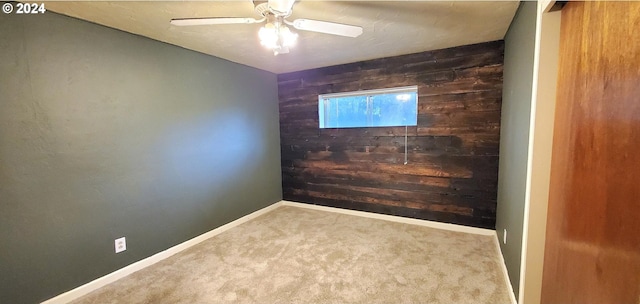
[291,19,363,38]
[268,0,296,15]
[170,17,262,26]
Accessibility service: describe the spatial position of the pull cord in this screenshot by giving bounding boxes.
[404,125,408,165]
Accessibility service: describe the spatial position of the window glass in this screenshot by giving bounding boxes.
[370,92,417,127]
[318,86,418,128]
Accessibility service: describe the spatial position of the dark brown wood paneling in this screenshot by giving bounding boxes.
[278,41,504,228]
[541,2,640,303]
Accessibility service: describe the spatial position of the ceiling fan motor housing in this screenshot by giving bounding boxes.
[253,2,271,17]
[254,0,294,17]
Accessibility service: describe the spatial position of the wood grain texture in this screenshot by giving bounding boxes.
[541,2,640,303]
[278,41,504,229]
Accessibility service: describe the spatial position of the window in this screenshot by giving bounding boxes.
[318,86,418,128]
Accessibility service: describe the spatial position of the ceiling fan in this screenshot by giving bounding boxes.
[170,0,363,55]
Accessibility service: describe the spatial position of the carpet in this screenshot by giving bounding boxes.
[71,205,512,304]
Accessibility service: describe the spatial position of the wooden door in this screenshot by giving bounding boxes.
[541,1,640,303]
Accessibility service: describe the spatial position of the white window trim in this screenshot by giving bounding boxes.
[319,85,418,100]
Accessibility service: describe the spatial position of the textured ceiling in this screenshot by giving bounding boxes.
[45,1,519,74]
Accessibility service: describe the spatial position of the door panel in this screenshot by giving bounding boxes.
[541,1,640,303]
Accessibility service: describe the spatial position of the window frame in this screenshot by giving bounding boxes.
[318,85,418,129]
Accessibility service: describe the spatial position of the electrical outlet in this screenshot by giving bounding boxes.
[115,237,126,253]
[503,229,507,244]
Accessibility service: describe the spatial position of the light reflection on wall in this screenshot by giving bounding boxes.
[159,110,262,202]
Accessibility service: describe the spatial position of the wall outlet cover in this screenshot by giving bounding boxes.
[115,237,126,253]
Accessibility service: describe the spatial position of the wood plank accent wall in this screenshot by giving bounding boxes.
[278,41,504,228]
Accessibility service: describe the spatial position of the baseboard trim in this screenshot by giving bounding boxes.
[493,231,518,304]
[281,200,495,236]
[41,201,284,304]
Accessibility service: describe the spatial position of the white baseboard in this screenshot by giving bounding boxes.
[41,201,284,304]
[281,200,495,236]
[493,231,518,304]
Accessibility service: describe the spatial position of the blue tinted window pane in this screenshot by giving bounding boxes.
[370,92,417,127]
[322,95,368,128]
[319,87,418,129]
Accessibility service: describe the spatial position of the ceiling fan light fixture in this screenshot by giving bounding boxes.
[280,26,298,46]
[258,17,298,55]
[258,23,277,48]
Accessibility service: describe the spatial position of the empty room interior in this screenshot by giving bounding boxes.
[1,1,638,303]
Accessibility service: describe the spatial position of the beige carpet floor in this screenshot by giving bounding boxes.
[71,205,512,304]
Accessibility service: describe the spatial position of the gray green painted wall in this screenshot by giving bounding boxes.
[0,12,281,304]
[495,1,537,298]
